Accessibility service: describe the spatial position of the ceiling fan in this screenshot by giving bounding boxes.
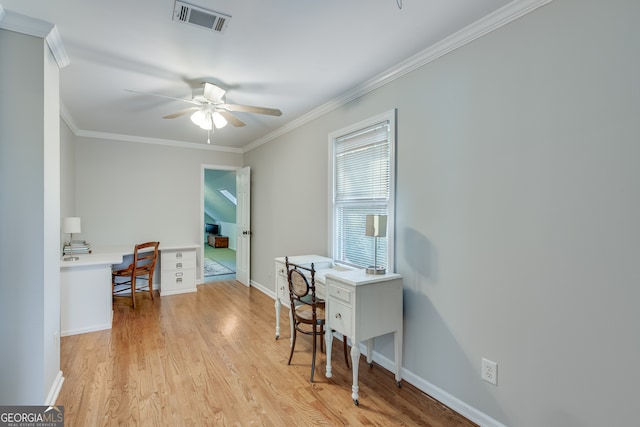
[126,82,282,143]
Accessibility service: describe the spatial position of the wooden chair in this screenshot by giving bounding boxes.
[286,257,349,382]
[112,241,160,308]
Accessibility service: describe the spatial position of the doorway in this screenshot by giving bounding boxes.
[203,167,237,282]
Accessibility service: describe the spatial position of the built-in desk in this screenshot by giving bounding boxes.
[60,252,123,336]
[60,243,198,336]
[275,255,403,405]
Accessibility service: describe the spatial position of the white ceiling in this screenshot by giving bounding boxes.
[1,0,513,151]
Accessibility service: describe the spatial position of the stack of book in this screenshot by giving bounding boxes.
[63,240,92,256]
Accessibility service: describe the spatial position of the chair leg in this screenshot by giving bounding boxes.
[131,275,136,309]
[343,336,350,369]
[310,324,317,383]
[148,272,154,301]
[287,325,297,365]
[320,324,324,353]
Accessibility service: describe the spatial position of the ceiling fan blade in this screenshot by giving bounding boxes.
[125,89,199,106]
[163,107,198,119]
[222,103,283,116]
[218,111,246,127]
[202,82,226,102]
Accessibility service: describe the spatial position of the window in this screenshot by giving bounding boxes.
[329,110,396,270]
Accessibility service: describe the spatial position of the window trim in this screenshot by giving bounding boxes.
[328,109,396,272]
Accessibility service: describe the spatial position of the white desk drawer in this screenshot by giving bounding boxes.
[276,265,287,278]
[162,249,195,263]
[162,259,196,271]
[163,270,195,287]
[329,300,352,336]
[328,284,352,305]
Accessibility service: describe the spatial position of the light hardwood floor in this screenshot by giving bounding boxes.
[58,281,477,426]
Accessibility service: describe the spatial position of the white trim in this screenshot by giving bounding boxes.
[160,287,197,296]
[60,102,79,134]
[243,0,553,153]
[200,163,243,283]
[327,109,397,271]
[61,323,111,337]
[0,9,70,68]
[369,349,507,427]
[250,279,274,299]
[45,371,65,406]
[45,25,69,68]
[76,130,243,153]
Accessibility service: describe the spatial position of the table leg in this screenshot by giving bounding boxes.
[325,328,333,378]
[366,338,374,367]
[394,330,402,386]
[351,344,360,405]
[274,298,281,339]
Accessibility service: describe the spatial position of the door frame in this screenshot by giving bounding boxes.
[200,164,245,284]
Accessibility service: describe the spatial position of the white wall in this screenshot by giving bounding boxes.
[60,119,76,232]
[74,137,242,279]
[244,0,640,425]
[0,28,61,405]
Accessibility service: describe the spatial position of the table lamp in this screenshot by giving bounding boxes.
[365,214,387,275]
[63,217,81,261]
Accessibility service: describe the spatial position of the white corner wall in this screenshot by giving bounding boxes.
[244,0,640,425]
[0,28,61,405]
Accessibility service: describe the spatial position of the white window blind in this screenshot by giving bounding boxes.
[332,119,392,269]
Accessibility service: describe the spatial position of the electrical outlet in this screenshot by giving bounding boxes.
[482,358,498,386]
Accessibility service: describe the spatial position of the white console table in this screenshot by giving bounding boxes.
[275,255,403,405]
[324,269,403,406]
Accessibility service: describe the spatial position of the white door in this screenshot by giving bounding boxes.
[235,166,251,286]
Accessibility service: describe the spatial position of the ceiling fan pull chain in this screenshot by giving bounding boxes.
[207,129,211,144]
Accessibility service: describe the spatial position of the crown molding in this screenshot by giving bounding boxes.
[60,102,79,134]
[75,129,243,154]
[3,0,553,155]
[62,100,241,153]
[0,8,70,68]
[243,0,554,153]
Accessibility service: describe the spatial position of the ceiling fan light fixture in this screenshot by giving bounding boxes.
[191,109,213,130]
[212,111,227,129]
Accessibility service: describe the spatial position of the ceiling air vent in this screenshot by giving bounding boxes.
[173,1,231,34]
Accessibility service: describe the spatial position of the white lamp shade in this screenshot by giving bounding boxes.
[63,217,81,234]
[212,111,227,129]
[365,214,387,237]
[191,110,213,130]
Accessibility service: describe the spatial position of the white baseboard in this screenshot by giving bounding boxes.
[368,348,506,427]
[45,370,64,406]
[250,279,275,299]
[160,287,197,296]
[252,280,504,427]
[61,322,111,337]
